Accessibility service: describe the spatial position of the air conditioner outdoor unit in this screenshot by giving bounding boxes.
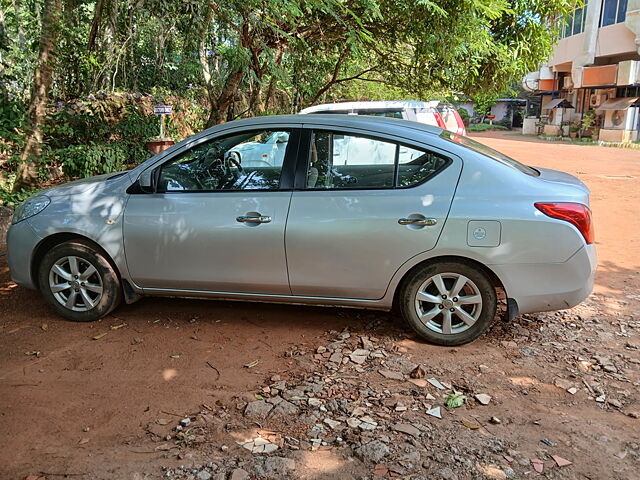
[590,92,608,108]
[616,60,640,86]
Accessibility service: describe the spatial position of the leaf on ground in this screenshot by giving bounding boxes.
[110,323,126,330]
[41,323,48,331]
[170,354,180,359]
[92,332,108,340]
[244,359,260,368]
[254,393,264,400]
[24,350,40,356]
[445,393,466,408]
[461,418,481,430]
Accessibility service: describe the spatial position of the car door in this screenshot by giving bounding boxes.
[123,127,300,294]
[286,128,462,300]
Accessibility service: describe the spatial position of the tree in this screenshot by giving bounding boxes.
[12,0,62,192]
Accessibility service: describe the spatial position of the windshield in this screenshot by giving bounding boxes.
[440,131,539,176]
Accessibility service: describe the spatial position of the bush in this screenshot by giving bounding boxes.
[53,141,149,178]
[456,108,470,126]
[466,124,509,132]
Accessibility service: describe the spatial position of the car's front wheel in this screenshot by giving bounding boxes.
[399,261,497,345]
[38,240,122,322]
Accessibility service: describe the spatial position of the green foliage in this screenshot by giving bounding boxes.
[457,108,470,126]
[445,393,466,408]
[467,124,510,132]
[53,141,148,178]
[581,110,597,131]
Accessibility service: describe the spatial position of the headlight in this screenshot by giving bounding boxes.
[12,195,51,224]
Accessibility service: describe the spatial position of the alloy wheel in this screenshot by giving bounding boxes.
[48,256,103,312]
[414,273,483,335]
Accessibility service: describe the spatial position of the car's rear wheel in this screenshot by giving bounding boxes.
[38,241,122,322]
[399,261,497,345]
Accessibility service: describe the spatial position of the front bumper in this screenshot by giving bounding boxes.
[493,244,597,315]
[7,219,42,290]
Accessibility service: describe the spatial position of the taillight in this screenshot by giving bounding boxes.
[534,202,594,244]
[434,112,446,130]
[453,111,467,136]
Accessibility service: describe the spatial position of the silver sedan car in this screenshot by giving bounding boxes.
[7,115,596,345]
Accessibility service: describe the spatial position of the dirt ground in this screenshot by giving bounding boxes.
[1,131,639,480]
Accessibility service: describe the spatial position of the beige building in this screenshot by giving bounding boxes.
[523,0,640,142]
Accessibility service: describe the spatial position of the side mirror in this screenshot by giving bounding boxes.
[138,168,155,193]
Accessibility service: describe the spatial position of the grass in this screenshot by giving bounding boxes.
[466,124,510,132]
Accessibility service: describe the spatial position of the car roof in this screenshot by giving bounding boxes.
[207,113,444,138]
[299,100,440,113]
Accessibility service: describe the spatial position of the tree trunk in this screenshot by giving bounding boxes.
[205,69,244,127]
[12,0,62,193]
[87,0,104,51]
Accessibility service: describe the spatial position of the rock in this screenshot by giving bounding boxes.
[180,418,191,427]
[229,469,250,480]
[349,349,370,364]
[324,418,341,430]
[567,387,578,395]
[329,352,342,363]
[244,400,274,419]
[500,341,518,349]
[378,369,404,381]
[271,399,299,417]
[355,440,390,463]
[254,456,295,476]
[426,407,442,419]
[595,395,606,403]
[358,415,378,430]
[476,463,507,479]
[603,365,618,373]
[391,423,421,437]
[475,394,492,405]
[427,378,445,390]
[347,417,362,428]
[196,471,212,480]
[316,346,327,354]
[554,378,573,390]
[551,455,572,467]
[479,365,490,374]
[609,398,622,408]
[408,378,428,388]
[237,437,279,454]
[490,417,501,424]
[308,398,322,408]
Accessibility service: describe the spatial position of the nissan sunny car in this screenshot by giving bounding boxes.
[7,115,596,345]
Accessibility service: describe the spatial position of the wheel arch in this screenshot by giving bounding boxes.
[30,233,121,288]
[391,254,507,309]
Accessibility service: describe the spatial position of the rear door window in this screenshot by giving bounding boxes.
[305,130,450,189]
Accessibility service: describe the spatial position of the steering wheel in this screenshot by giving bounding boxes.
[225,151,243,173]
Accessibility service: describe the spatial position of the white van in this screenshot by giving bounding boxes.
[299,100,467,136]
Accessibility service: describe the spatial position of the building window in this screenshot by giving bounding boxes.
[600,0,627,26]
[562,2,589,38]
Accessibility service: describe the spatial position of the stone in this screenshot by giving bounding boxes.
[229,469,250,480]
[196,471,212,480]
[567,387,578,395]
[609,398,622,408]
[426,407,442,419]
[329,352,342,363]
[254,456,295,476]
[479,365,490,374]
[244,400,274,419]
[391,423,421,437]
[271,399,299,417]
[408,378,428,388]
[349,349,370,364]
[324,418,341,430]
[439,467,456,480]
[427,378,445,390]
[355,440,390,463]
[475,394,492,405]
[180,418,191,427]
[347,418,362,428]
[551,455,572,467]
[378,369,404,381]
[554,378,573,390]
[308,398,322,408]
[490,417,501,424]
[358,415,378,430]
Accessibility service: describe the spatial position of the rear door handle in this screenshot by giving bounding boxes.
[236,215,272,224]
[398,217,437,226]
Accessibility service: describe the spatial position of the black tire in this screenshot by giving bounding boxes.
[399,261,497,346]
[38,240,122,322]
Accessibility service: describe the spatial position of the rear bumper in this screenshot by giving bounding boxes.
[7,220,42,290]
[493,244,596,315]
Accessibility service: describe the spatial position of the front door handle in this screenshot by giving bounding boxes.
[236,215,272,224]
[398,217,437,226]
